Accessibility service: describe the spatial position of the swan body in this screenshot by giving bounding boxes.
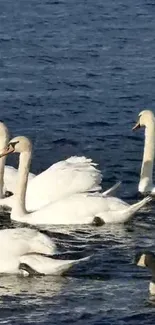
[0,179,122,213]
[0,136,151,225]
[0,125,121,210]
[0,227,89,275]
[0,227,56,274]
[24,155,103,211]
[25,159,121,210]
[133,110,155,194]
[0,121,35,198]
[19,254,90,276]
[0,123,108,210]
[12,192,151,225]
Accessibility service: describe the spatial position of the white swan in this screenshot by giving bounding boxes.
[24,155,109,211]
[0,227,89,275]
[0,136,151,225]
[0,124,121,212]
[0,121,35,198]
[132,110,155,194]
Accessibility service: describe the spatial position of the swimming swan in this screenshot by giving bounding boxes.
[0,136,151,225]
[22,154,122,210]
[0,227,89,275]
[0,121,35,198]
[133,110,155,194]
[22,155,121,211]
[135,251,155,296]
[0,125,121,211]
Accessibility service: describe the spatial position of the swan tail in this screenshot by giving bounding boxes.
[19,254,91,276]
[121,196,152,221]
[93,196,152,224]
[102,181,121,196]
[126,195,152,213]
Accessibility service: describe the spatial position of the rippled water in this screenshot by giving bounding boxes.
[0,0,155,324]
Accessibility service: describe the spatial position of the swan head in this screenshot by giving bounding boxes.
[0,121,9,150]
[135,251,155,295]
[0,136,32,157]
[135,251,155,268]
[132,110,155,130]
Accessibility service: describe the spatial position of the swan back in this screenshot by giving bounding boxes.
[0,228,56,257]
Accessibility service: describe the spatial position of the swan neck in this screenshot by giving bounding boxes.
[0,128,9,198]
[12,151,31,217]
[0,157,5,198]
[139,121,155,192]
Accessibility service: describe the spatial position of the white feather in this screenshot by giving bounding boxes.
[19,254,90,275]
[0,228,56,274]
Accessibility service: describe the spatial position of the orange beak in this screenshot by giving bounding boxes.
[132,120,140,131]
[0,145,15,158]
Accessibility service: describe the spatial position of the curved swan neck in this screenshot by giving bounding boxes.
[139,119,155,192]
[12,151,32,217]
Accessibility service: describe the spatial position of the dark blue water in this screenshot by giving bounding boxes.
[0,0,155,324]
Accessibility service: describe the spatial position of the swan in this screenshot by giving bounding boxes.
[135,251,155,296]
[0,136,151,225]
[0,121,35,198]
[132,110,155,194]
[0,126,121,212]
[0,227,89,275]
[22,156,120,211]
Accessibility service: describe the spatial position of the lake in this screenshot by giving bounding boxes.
[0,0,155,324]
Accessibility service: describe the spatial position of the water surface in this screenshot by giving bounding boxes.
[0,0,155,324]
